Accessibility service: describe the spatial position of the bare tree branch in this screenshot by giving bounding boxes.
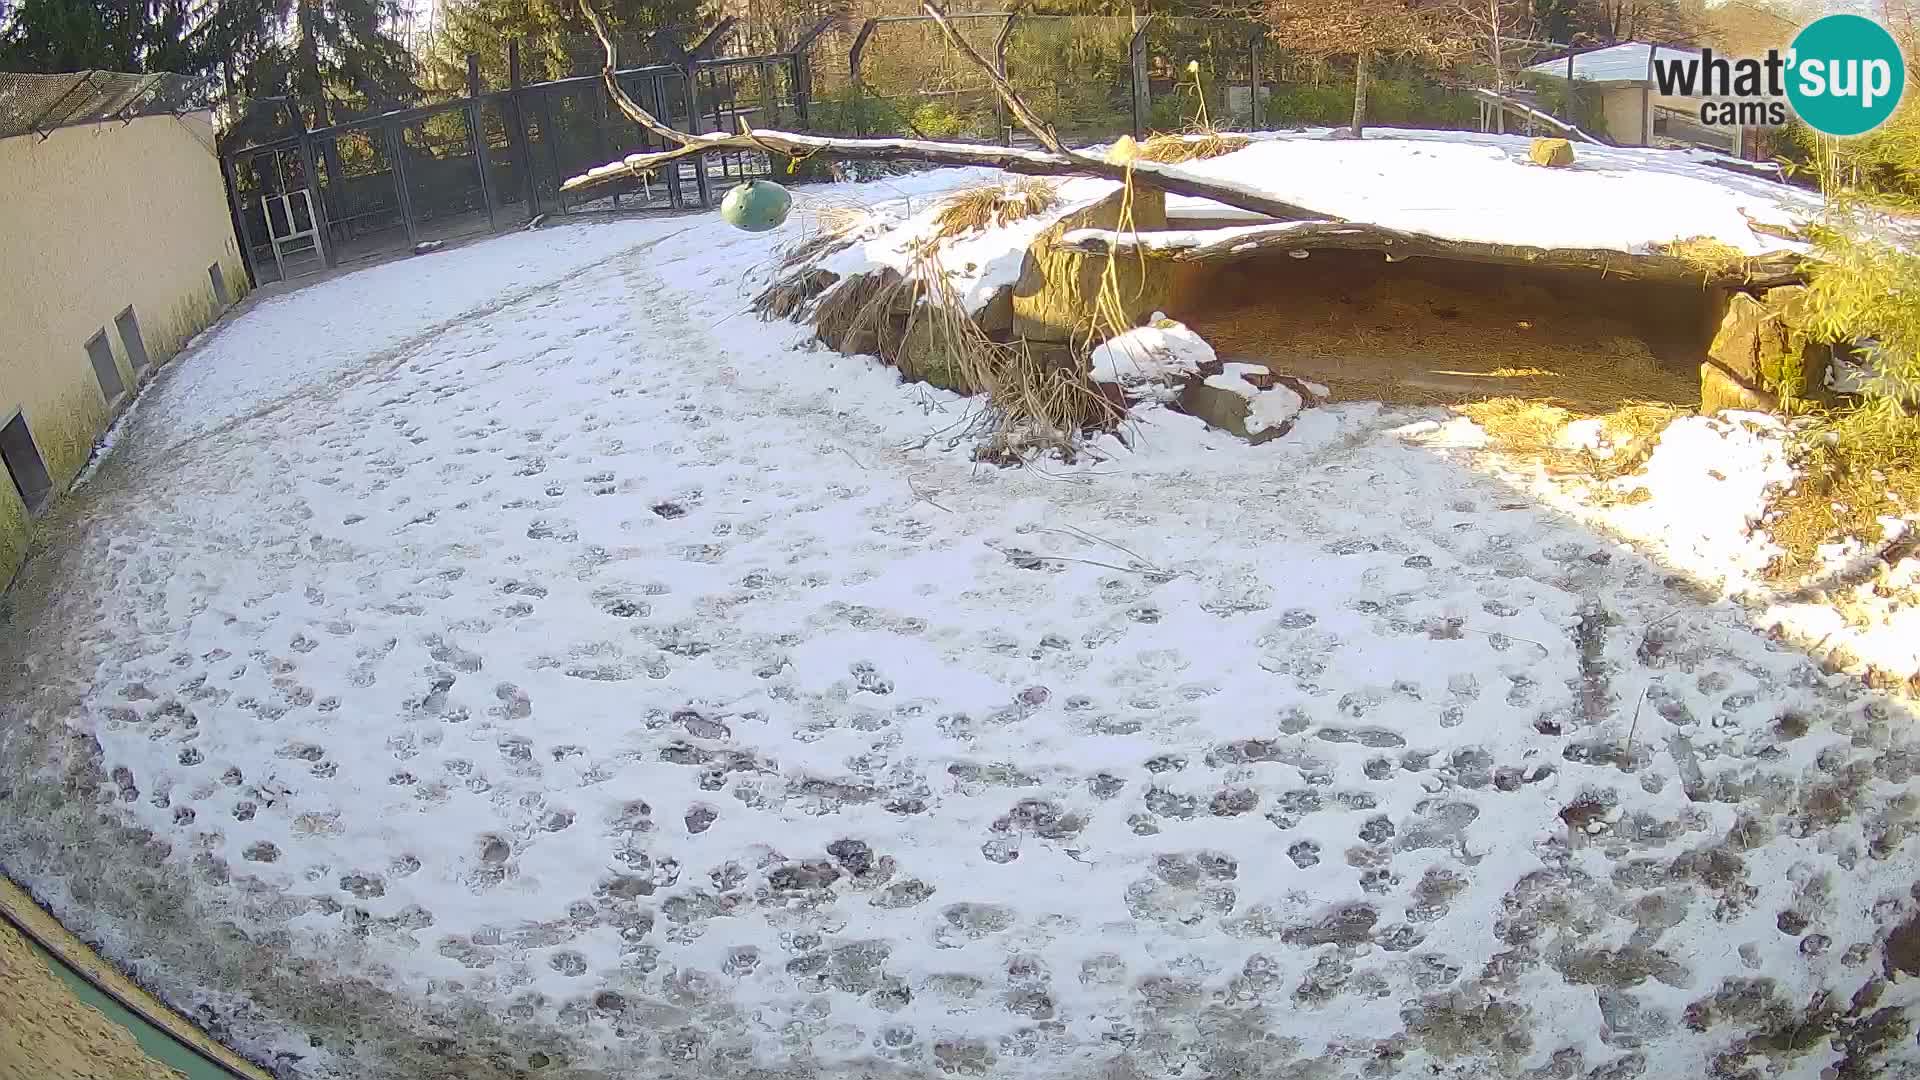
[917,1,1068,157]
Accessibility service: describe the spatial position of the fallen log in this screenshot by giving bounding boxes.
[562,133,1336,223]
[1054,221,1809,288]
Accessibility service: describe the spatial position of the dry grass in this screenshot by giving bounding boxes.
[1660,236,1760,282]
[1458,398,1578,455]
[1458,397,1680,482]
[928,179,1061,242]
[1133,131,1252,164]
[911,247,1122,459]
[1767,405,1920,576]
[811,268,908,358]
[752,268,841,321]
[1192,309,1699,413]
[775,205,875,271]
[1604,402,1687,444]
[802,251,1121,460]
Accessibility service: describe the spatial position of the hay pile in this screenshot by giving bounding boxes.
[1132,132,1251,164]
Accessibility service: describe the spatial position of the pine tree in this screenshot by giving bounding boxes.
[270,0,418,123]
[427,0,709,91]
[0,0,141,72]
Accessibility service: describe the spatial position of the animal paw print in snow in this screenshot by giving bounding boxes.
[851,661,893,695]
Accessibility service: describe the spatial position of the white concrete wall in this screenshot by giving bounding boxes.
[0,111,246,585]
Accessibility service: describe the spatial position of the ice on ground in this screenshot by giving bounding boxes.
[2,167,1919,1080]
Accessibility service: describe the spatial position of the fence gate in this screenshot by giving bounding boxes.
[226,143,327,285]
[265,190,326,281]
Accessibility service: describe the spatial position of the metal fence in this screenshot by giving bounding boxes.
[822,14,1486,146]
[216,13,1581,288]
[221,28,815,286]
[0,70,216,141]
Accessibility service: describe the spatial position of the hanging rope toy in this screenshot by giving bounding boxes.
[720,180,794,233]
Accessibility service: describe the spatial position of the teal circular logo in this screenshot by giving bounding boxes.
[1787,14,1906,136]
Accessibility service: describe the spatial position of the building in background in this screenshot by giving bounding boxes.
[1523,42,1780,157]
[0,71,247,588]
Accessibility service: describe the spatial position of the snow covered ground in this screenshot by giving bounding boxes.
[4,168,1920,1080]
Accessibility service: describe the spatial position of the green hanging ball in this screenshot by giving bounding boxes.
[720,180,793,233]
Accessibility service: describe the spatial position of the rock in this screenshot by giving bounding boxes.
[1528,138,1575,167]
[1701,286,1818,415]
[974,285,1014,342]
[1177,361,1307,444]
[1011,187,1169,344]
[1089,315,1216,403]
[875,282,1021,390]
[893,311,982,394]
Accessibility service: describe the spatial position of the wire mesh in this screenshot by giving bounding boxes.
[1004,16,1135,145]
[0,70,216,140]
[827,15,1009,141]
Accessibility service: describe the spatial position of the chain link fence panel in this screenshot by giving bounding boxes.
[0,70,216,140]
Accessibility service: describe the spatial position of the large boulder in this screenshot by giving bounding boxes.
[1011,186,1169,344]
[1700,286,1819,415]
[1090,314,1215,403]
[1177,361,1316,444]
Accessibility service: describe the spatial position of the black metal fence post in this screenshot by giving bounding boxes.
[683,60,711,206]
[995,13,1017,146]
[466,54,499,230]
[295,124,334,267]
[220,150,262,288]
[657,73,684,209]
[540,88,567,214]
[1129,19,1150,140]
[793,51,811,129]
[850,18,879,137]
[1249,31,1263,129]
[789,18,836,132]
[385,121,420,246]
[507,40,539,218]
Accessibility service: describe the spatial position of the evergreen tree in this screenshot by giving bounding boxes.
[427,0,709,91]
[1,0,139,72]
[265,0,418,122]
[1,0,413,128]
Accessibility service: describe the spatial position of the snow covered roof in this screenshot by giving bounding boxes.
[1159,129,1819,259]
[1525,42,1697,85]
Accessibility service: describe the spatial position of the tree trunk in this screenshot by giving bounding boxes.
[1351,49,1370,138]
[1490,0,1504,134]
